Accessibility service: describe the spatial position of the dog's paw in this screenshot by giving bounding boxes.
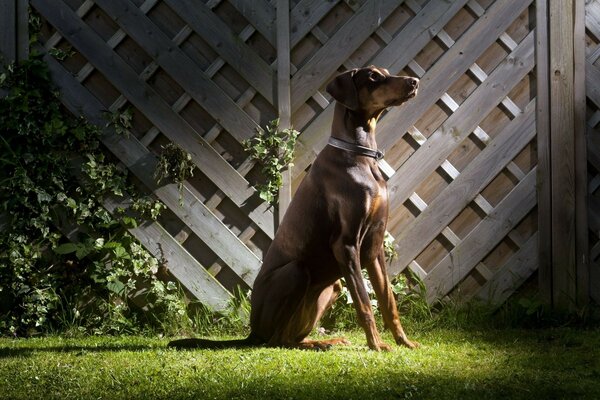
[397,337,420,349]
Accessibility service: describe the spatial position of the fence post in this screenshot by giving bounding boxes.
[0,0,28,65]
[276,0,292,226]
[536,0,588,311]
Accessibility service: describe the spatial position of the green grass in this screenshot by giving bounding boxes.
[1,327,599,399]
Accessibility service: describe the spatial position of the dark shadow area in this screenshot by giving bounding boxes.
[0,342,157,359]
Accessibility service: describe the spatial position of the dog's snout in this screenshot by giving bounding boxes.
[408,78,419,88]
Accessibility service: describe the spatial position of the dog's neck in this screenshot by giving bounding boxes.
[331,103,383,150]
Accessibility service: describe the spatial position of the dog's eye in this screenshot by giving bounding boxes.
[369,72,385,82]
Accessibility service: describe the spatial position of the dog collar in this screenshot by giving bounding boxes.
[327,137,384,160]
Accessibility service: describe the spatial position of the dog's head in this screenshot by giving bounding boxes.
[326,66,418,113]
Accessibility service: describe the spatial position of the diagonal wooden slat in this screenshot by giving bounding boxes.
[290,0,403,111]
[475,233,538,306]
[33,0,275,239]
[164,0,275,103]
[289,0,339,47]
[424,167,538,303]
[386,31,535,212]
[389,100,536,276]
[586,61,600,108]
[228,0,276,46]
[376,0,532,152]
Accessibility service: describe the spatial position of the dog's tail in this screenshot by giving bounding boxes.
[167,334,263,349]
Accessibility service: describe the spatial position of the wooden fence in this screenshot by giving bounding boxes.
[3,0,598,311]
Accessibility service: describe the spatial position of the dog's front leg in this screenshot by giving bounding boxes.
[333,239,390,351]
[366,252,419,349]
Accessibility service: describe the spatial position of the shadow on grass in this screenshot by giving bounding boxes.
[0,342,157,358]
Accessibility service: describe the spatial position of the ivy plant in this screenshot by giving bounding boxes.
[0,53,184,337]
[153,142,195,205]
[243,119,299,206]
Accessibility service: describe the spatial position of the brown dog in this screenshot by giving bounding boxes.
[169,66,419,351]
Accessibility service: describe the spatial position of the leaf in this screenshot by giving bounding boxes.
[107,279,126,295]
[54,243,78,255]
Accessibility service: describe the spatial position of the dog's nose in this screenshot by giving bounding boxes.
[408,77,419,89]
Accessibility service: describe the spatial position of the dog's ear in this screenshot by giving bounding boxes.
[326,69,359,111]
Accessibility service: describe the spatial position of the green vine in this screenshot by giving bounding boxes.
[153,143,195,205]
[0,53,184,337]
[243,119,299,206]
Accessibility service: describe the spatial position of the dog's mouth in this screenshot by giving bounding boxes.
[406,87,418,99]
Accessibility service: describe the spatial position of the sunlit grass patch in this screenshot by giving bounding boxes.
[1,328,599,399]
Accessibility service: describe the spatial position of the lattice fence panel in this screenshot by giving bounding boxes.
[30,0,548,308]
[32,0,281,310]
[585,0,600,305]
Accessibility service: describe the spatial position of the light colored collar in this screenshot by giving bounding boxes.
[327,137,384,160]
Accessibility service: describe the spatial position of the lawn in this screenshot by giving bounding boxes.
[1,327,599,399]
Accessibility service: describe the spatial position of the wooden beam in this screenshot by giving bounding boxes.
[277,0,292,224]
[0,0,28,65]
[536,0,553,306]
[574,0,589,307]
[538,0,588,311]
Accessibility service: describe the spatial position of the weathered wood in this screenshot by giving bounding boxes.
[291,0,468,181]
[95,0,263,141]
[229,0,276,46]
[0,0,17,63]
[290,0,339,47]
[536,0,553,306]
[33,0,578,308]
[163,0,275,103]
[277,0,292,224]
[45,54,233,310]
[376,0,532,152]
[424,168,538,303]
[103,195,233,312]
[290,0,403,111]
[475,233,538,306]
[387,31,535,213]
[574,0,589,307]
[549,0,577,311]
[43,43,262,287]
[0,0,28,64]
[389,101,536,276]
[33,0,275,239]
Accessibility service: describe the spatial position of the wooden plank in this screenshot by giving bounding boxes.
[291,0,467,181]
[376,0,470,74]
[376,0,532,152]
[94,0,263,140]
[33,0,275,239]
[585,0,600,40]
[0,0,27,95]
[389,101,536,276]
[228,0,276,46]
[475,233,538,306]
[574,0,589,307]
[423,168,538,303]
[290,0,339,47]
[536,0,552,305]
[0,0,16,62]
[277,0,292,224]
[44,52,262,287]
[103,195,232,312]
[549,0,577,310]
[387,31,535,212]
[290,0,403,111]
[164,0,275,103]
[586,62,600,109]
